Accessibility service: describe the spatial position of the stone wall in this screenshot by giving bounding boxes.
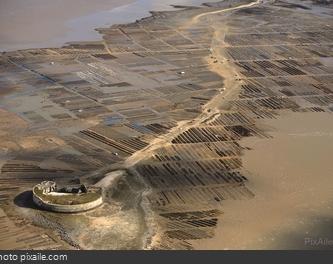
[32,188,103,213]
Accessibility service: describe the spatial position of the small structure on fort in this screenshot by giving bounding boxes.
[33,181,103,213]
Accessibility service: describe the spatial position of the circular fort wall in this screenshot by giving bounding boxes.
[32,188,103,213]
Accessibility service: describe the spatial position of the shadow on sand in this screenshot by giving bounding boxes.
[14,190,39,210]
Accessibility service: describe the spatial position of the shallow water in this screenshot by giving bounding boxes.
[192,111,333,249]
[0,0,208,51]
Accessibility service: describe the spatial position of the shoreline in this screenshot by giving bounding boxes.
[0,0,210,52]
[192,111,333,249]
[1,0,332,250]
[0,0,134,52]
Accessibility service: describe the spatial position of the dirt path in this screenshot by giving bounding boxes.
[123,0,262,169]
[192,0,261,24]
[112,0,264,249]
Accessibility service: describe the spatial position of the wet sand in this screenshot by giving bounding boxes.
[192,112,333,249]
[1,0,332,250]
